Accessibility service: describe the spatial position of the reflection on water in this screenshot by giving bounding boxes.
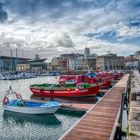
[57,109,85,117]
[31,94,98,104]
[0,77,97,140]
[3,111,61,126]
[0,110,83,140]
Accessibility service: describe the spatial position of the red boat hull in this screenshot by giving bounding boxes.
[30,85,99,98]
[100,81,112,89]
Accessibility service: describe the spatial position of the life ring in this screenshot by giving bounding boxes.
[16,94,22,100]
[3,96,9,105]
[75,88,80,93]
[50,89,54,94]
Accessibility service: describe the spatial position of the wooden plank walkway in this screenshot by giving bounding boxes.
[61,103,94,111]
[60,74,129,140]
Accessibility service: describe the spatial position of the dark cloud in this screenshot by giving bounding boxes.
[56,33,74,48]
[3,0,111,21]
[0,2,8,22]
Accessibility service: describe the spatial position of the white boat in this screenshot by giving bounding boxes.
[2,87,61,114]
[3,99,61,114]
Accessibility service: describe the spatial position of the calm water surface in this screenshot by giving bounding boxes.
[0,76,96,140]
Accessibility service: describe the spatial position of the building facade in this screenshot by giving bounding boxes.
[16,64,30,72]
[51,51,98,71]
[28,55,47,72]
[84,58,96,70]
[51,57,61,69]
[51,57,68,70]
[84,48,90,57]
[59,58,68,70]
[60,53,85,70]
[68,57,84,70]
[0,56,30,72]
[96,53,125,71]
[134,51,140,61]
[125,55,139,69]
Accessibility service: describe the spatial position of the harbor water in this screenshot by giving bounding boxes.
[0,76,97,140]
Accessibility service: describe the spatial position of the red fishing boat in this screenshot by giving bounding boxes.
[78,74,112,89]
[30,83,99,98]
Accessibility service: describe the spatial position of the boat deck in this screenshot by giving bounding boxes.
[59,74,129,140]
[31,84,97,90]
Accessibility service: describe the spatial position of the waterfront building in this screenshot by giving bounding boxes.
[51,53,84,70]
[84,48,90,57]
[125,55,139,69]
[16,64,30,72]
[134,51,140,68]
[84,52,97,70]
[83,48,97,70]
[51,57,61,70]
[59,58,68,70]
[134,51,140,61]
[68,57,84,70]
[28,55,47,72]
[60,53,85,70]
[84,58,96,71]
[46,62,52,70]
[96,53,124,71]
[0,56,30,72]
[51,57,68,70]
[51,50,98,70]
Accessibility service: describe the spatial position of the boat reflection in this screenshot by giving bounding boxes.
[30,94,98,104]
[3,111,61,126]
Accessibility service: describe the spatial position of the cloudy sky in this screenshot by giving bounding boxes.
[0,0,140,59]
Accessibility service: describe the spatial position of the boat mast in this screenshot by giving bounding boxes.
[16,48,18,72]
[10,50,13,72]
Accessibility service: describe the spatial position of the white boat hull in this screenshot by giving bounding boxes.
[3,105,60,114]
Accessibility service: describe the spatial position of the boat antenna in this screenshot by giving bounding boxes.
[16,48,18,68]
[6,86,13,95]
[9,85,12,91]
[10,50,13,72]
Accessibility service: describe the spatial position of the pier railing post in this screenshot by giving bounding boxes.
[118,93,125,140]
[117,74,130,140]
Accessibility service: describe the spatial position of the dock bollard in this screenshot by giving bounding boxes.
[131,92,136,101]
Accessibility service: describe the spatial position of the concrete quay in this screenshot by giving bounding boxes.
[128,70,140,140]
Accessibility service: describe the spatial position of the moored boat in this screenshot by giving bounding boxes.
[3,88,61,114]
[30,83,99,98]
[3,99,61,114]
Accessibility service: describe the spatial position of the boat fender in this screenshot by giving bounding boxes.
[67,88,72,92]
[16,94,22,100]
[50,89,54,94]
[60,81,65,87]
[3,96,9,105]
[75,88,80,93]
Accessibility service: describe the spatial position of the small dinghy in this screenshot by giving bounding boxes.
[3,87,61,115]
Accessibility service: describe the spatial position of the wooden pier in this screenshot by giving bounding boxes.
[61,103,94,111]
[59,74,129,140]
